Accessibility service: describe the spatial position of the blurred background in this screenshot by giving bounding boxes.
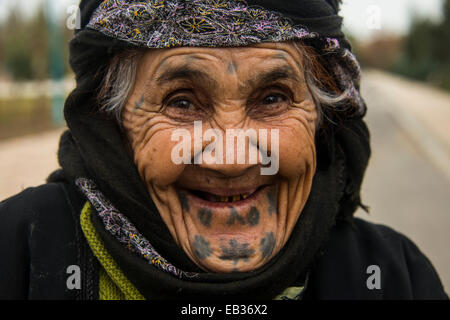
[0,0,449,294]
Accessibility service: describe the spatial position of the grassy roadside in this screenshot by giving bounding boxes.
[0,97,65,141]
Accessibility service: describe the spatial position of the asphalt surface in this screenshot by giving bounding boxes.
[355,71,450,293]
[0,70,449,295]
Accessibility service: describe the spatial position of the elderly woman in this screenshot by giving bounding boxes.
[0,0,447,300]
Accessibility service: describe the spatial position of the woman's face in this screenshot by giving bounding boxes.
[122,42,317,273]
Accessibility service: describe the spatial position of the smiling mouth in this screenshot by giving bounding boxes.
[183,185,269,205]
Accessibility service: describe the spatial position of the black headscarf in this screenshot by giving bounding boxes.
[52,0,371,299]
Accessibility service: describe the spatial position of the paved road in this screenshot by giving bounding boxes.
[0,127,65,200]
[355,71,450,294]
[0,70,449,295]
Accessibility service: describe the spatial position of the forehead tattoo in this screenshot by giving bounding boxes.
[227,61,238,74]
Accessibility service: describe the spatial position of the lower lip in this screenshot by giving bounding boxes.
[183,185,270,210]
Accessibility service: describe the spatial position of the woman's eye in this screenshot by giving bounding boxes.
[168,99,193,109]
[262,94,286,105]
[246,91,290,119]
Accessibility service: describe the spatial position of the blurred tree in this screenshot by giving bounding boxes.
[0,2,73,81]
[1,5,34,80]
[356,34,404,70]
[30,6,50,80]
[392,0,450,90]
[0,4,49,80]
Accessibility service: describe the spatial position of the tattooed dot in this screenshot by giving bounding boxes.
[260,232,275,259]
[133,94,144,112]
[227,61,237,74]
[177,191,190,212]
[198,208,212,228]
[246,207,260,226]
[267,192,277,216]
[219,239,255,264]
[193,235,212,260]
[226,207,246,226]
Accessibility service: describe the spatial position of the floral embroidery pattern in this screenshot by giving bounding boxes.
[76,177,198,279]
[87,0,319,49]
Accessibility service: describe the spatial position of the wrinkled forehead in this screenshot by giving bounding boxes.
[138,42,306,86]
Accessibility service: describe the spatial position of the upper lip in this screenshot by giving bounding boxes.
[176,168,276,197]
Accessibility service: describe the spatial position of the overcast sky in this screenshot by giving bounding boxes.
[0,0,444,40]
[340,0,443,39]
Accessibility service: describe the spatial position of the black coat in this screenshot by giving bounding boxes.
[0,181,447,300]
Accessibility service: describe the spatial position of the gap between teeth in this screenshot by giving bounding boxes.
[219,194,249,202]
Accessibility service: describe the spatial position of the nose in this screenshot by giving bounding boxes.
[195,127,261,178]
[199,161,257,178]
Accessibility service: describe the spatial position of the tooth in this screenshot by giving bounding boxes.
[220,196,228,202]
[232,195,240,202]
[242,193,248,199]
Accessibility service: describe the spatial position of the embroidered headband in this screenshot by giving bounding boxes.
[87,0,338,49]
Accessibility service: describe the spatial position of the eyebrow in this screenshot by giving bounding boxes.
[154,64,300,93]
[249,65,301,89]
[156,65,218,89]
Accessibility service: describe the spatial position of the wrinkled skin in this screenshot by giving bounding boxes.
[122,42,317,273]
